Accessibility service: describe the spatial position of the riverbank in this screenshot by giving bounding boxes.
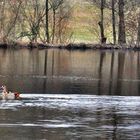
[0,42,140,51]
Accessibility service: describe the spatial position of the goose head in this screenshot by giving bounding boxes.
[14,92,20,99]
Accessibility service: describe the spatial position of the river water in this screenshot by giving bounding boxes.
[0,48,140,139]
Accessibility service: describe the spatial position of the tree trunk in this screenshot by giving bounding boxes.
[0,1,5,40]
[46,0,49,43]
[52,9,56,44]
[98,0,106,44]
[112,0,116,44]
[137,16,140,46]
[118,0,126,44]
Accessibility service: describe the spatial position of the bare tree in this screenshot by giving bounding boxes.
[111,0,116,44]
[98,0,106,44]
[0,0,22,43]
[4,1,22,42]
[46,0,50,43]
[118,0,126,44]
[19,0,46,43]
[137,15,140,46]
[0,0,6,41]
[49,0,64,44]
[89,0,107,43]
[55,1,72,44]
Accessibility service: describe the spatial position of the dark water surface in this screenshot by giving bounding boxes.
[0,48,140,139]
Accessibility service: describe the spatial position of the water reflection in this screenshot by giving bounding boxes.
[0,49,140,95]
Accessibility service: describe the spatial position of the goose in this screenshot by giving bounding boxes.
[0,85,20,100]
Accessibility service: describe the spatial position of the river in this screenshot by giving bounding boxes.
[0,48,140,139]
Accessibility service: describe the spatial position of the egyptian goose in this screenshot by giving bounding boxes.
[0,85,20,100]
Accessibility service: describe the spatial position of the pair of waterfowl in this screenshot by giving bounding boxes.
[0,85,20,100]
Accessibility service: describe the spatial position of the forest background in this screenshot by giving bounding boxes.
[0,0,140,47]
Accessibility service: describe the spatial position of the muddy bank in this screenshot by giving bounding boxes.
[0,42,140,50]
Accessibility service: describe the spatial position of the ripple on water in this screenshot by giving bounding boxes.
[0,94,140,140]
[0,94,140,111]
